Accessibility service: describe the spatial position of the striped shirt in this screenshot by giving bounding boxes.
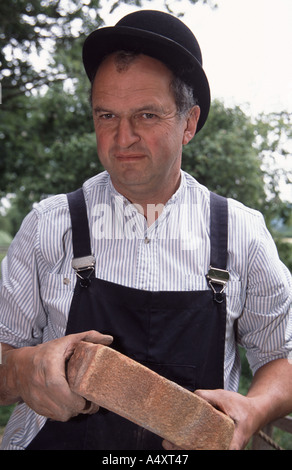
[0,170,291,450]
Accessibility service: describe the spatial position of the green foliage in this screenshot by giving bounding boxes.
[0,0,106,222]
[1,80,102,216]
[0,231,12,246]
[0,405,15,427]
[275,240,292,273]
[1,13,104,216]
[238,347,252,396]
[182,100,267,211]
[0,0,104,104]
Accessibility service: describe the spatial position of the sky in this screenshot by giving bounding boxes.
[101,0,292,201]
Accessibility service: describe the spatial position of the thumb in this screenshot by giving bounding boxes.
[195,388,222,408]
[63,330,114,362]
[195,388,234,415]
[78,329,114,346]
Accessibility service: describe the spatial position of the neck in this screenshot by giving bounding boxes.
[113,173,181,226]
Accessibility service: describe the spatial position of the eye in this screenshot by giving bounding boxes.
[142,113,156,120]
[94,110,116,121]
[100,113,115,120]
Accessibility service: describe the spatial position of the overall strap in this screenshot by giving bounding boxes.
[209,191,228,269]
[207,192,229,302]
[67,188,95,286]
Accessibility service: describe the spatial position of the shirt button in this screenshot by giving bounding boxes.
[144,237,150,244]
[63,278,70,285]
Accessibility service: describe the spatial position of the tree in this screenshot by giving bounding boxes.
[254,110,292,222]
[182,100,267,211]
[0,0,105,215]
[0,78,100,219]
[0,0,104,104]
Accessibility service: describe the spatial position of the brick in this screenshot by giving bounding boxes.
[67,342,234,450]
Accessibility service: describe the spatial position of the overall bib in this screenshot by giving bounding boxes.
[27,190,229,450]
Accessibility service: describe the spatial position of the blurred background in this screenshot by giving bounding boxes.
[0,0,291,448]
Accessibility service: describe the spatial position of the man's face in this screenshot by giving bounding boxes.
[91,53,199,204]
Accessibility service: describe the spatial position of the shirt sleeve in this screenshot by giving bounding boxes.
[237,213,292,374]
[0,209,47,348]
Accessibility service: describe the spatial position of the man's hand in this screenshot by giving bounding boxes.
[162,358,292,450]
[0,330,113,422]
[194,389,256,450]
[162,388,257,450]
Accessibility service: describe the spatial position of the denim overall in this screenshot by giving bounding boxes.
[27,189,228,450]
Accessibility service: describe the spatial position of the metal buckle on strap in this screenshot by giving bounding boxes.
[72,255,95,272]
[206,266,230,303]
[72,255,95,287]
[207,266,230,288]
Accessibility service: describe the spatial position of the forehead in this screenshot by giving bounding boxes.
[91,53,175,108]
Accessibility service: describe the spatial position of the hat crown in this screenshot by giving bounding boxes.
[116,10,203,66]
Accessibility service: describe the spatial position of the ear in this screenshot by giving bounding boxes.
[182,106,201,145]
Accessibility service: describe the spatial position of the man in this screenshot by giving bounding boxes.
[0,10,291,450]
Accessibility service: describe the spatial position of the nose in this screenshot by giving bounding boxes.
[115,117,140,148]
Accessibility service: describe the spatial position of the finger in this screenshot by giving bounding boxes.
[162,440,176,450]
[162,439,183,450]
[79,330,114,346]
[228,433,243,451]
[195,389,225,411]
[80,399,99,415]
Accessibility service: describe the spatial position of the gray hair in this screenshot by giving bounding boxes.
[90,50,198,116]
[170,75,198,117]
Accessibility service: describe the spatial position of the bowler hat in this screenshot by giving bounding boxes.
[83,10,210,132]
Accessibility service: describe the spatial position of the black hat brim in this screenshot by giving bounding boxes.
[83,25,210,132]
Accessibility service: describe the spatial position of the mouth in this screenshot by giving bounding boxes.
[115,154,146,163]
